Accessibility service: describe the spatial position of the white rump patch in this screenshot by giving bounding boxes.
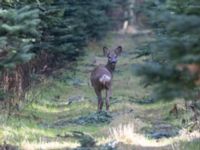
[99,74,111,84]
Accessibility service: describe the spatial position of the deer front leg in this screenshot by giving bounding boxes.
[95,89,103,112]
[106,88,111,111]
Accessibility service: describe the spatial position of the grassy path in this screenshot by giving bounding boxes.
[0,32,200,150]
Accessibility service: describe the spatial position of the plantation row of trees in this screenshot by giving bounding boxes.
[135,0,200,106]
[0,0,129,110]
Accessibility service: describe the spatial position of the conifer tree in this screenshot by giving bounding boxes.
[38,0,125,61]
[0,0,129,107]
[0,5,40,70]
[0,5,40,102]
[134,0,200,101]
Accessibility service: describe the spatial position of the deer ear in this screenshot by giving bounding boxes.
[103,46,109,56]
[115,46,122,56]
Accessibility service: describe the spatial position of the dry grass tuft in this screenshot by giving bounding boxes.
[109,122,200,148]
[109,123,145,145]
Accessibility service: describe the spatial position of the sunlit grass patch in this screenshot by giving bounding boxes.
[109,123,136,144]
[108,123,160,147]
[21,141,79,150]
[1,124,55,144]
[108,122,200,148]
[174,139,200,150]
[31,103,69,114]
[110,113,147,133]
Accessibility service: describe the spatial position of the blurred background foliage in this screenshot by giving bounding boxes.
[0,0,199,115]
[134,0,200,101]
[0,0,129,108]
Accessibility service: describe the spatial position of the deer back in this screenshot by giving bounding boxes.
[90,65,112,90]
[90,46,122,91]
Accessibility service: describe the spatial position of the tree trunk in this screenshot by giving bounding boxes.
[0,51,54,111]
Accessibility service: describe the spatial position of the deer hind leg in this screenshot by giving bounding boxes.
[106,89,111,111]
[95,88,103,112]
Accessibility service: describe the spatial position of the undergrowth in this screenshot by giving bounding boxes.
[0,32,199,150]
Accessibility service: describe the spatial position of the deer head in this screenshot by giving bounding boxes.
[103,46,122,71]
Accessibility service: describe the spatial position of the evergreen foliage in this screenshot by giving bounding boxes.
[0,0,129,103]
[134,0,200,100]
[1,0,129,64]
[38,0,128,61]
[0,5,40,69]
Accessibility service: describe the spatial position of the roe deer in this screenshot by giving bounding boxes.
[90,46,122,112]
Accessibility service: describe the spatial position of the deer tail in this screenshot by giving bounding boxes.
[99,74,111,85]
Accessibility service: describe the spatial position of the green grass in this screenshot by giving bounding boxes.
[182,140,200,150]
[0,32,199,149]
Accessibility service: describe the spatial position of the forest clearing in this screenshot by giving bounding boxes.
[0,0,200,150]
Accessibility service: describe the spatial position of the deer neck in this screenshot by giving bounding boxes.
[105,62,116,75]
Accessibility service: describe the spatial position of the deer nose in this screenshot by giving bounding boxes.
[111,58,117,63]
